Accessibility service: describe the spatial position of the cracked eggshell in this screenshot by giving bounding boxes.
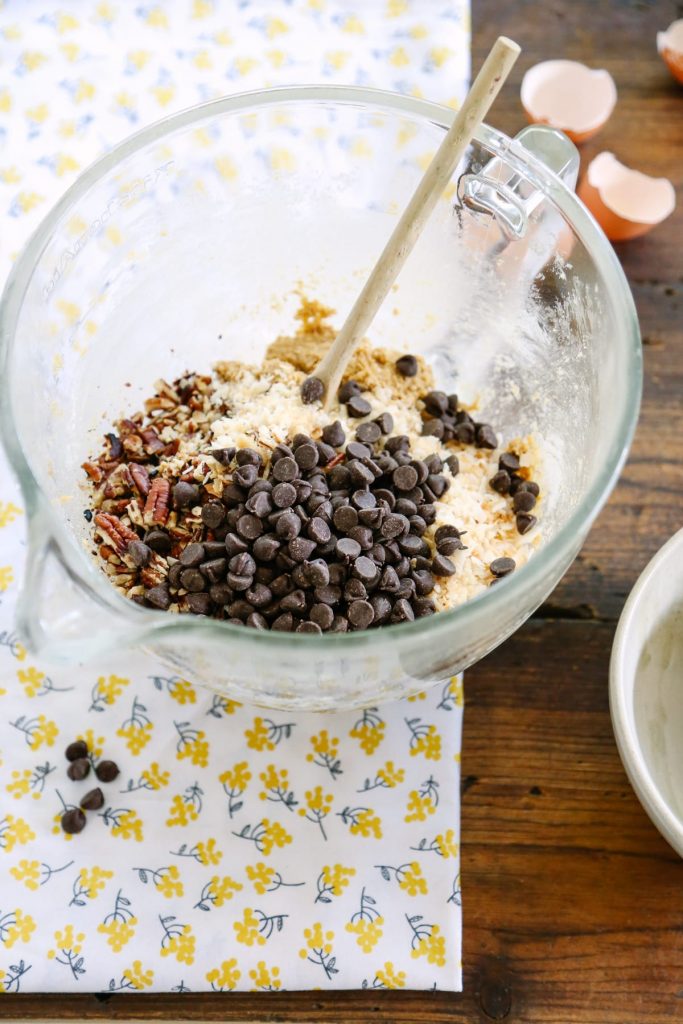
[578,152,676,241]
[657,19,683,84]
[521,59,617,143]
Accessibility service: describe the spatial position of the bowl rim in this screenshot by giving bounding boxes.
[609,527,683,858]
[0,84,643,655]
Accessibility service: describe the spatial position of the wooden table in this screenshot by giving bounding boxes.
[6,1,683,1021]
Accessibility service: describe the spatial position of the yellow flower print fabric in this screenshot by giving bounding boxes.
[0,0,469,995]
[0,0,469,279]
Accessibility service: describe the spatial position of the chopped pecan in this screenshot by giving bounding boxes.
[82,461,104,483]
[118,418,140,436]
[126,499,145,528]
[145,396,177,414]
[140,427,165,454]
[161,438,180,457]
[105,432,124,459]
[140,554,167,589]
[94,512,138,557]
[129,463,151,497]
[103,463,133,499]
[143,477,170,526]
[123,434,144,459]
[100,498,132,516]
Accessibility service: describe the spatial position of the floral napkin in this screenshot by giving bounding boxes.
[0,0,469,994]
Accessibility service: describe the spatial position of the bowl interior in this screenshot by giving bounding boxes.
[611,530,683,855]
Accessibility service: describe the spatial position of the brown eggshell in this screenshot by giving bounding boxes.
[578,153,676,242]
[657,20,683,84]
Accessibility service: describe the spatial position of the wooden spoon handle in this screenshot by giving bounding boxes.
[310,36,521,408]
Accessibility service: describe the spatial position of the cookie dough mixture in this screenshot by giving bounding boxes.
[82,300,542,633]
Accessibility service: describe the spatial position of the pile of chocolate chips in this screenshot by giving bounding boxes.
[60,739,120,835]
[140,386,464,632]
[489,451,539,535]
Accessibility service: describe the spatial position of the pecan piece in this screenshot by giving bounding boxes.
[103,463,133,499]
[143,477,170,526]
[94,512,138,557]
[130,463,151,497]
[105,432,124,459]
[140,554,168,589]
[140,427,165,454]
[82,461,104,483]
[123,433,144,459]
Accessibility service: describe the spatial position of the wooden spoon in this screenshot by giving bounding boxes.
[301,35,521,409]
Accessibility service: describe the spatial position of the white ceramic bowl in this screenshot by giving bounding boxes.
[610,528,683,857]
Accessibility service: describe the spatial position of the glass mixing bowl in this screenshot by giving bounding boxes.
[0,86,641,710]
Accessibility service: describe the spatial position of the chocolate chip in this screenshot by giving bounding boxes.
[187,592,212,615]
[180,568,206,593]
[391,598,414,623]
[272,481,297,508]
[475,423,498,449]
[307,517,331,545]
[229,552,255,576]
[322,420,346,447]
[491,557,516,577]
[80,787,104,811]
[432,552,456,576]
[314,583,343,606]
[236,449,262,467]
[67,757,90,781]
[513,489,537,512]
[289,537,317,562]
[225,533,248,556]
[234,463,259,489]
[145,529,171,554]
[316,441,337,466]
[427,474,449,498]
[339,379,362,402]
[412,569,435,595]
[275,510,301,539]
[343,441,367,462]
[145,585,171,610]
[437,536,464,556]
[359,507,383,529]
[381,514,409,539]
[304,559,330,587]
[173,480,199,509]
[490,469,510,494]
[385,435,410,454]
[228,599,253,619]
[180,542,205,567]
[246,612,269,629]
[380,565,400,592]
[499,451,520,472]
[296,620,322,634]
[292,443,317,471]
[424,391,449,416]
[345,578,367,602]
[393,464,418,491]
[228,573,252,591]
[374,488,396,509]
[347,460,374,487]
[434,525,460,544]
[356,421,381,444]
[395,354,418,377]
[310,602,334,630]
[281,589,307,613]
[253,534,280,561]
[237,514,264,540]
[200,558,227,583]
[520,480,540,497]
[209,583,233,605]
[66,740,88,762]
[413,597,436,617]
[127,539,151,567]
[422,417,445,439]
[453,421,475,444]
[222,482,247,507]
[374,411,394,434]
[336,536,362,561]
[301,375,324,404]
[353,555,378,583]
[61,808,86,834]
[398,534,425,557]
[334,505,358,533]
[272,456,298,483]
[246,490,272,519]
[272,612,295,631]
[95,760,120,783]
[516,512,537,535]
[368,593,390,624]
[348,525,374,551]
[348,599,374,629]
[346,395,372,418]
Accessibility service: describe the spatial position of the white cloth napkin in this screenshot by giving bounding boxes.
[0,0,469,994]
